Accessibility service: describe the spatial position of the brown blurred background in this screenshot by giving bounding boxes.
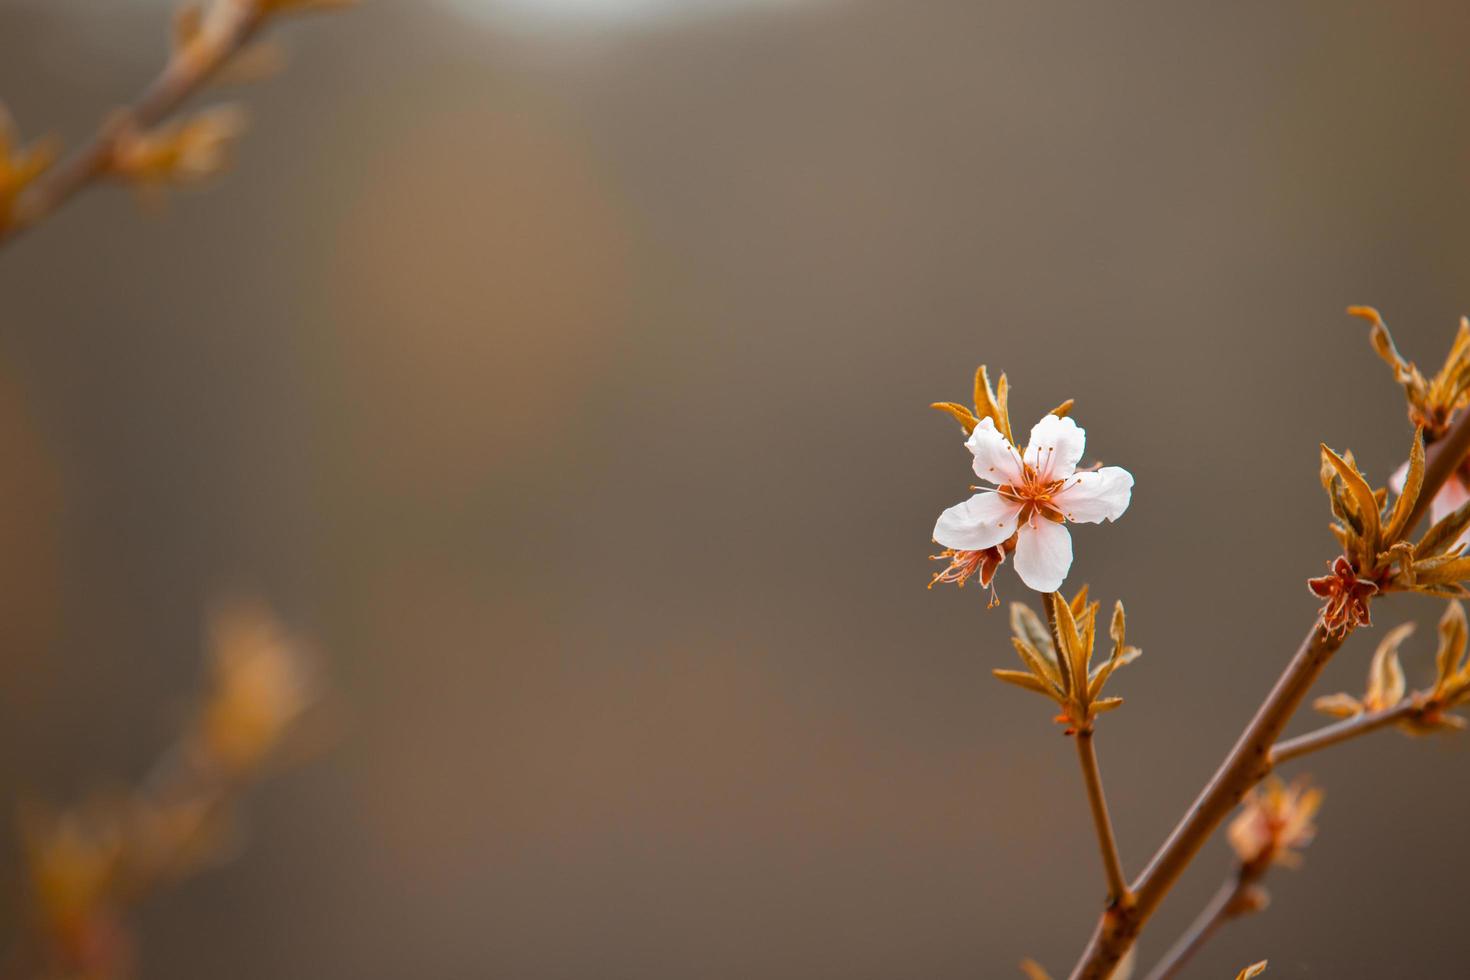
[2,0,1470,976]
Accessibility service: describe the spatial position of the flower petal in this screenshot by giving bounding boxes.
[1023,414,1085,481]
[933,492,1021,551]
[1013,519,1073,593]
[966,417,1025,486]
[1054,467,1134,524]
[1389,460,1409,496]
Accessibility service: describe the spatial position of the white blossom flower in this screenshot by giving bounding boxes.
[932,414,1133,593]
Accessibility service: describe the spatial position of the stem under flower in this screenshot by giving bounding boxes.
[1076,729,1130,906]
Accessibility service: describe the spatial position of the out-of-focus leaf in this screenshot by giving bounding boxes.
[1366,623,1412,708]
[1018,958,1052,980]
[1311,692,1364,718]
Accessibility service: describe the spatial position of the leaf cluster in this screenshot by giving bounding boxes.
[1319,432,1470,599]
[1313,600,1470,733]
[1351,306,1470,439]
[931,365,1072,441]
[995,588,1140,733]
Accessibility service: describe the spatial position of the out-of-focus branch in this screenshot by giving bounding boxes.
[1,2,261,246]
[0,0,351,248]
[1144,776,1319,980]
[1140,870,1254,980]
[19,602,321,980]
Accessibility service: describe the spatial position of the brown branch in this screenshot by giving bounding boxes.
[1077,729,1130,906]
[1065,406,1470,980]
[1142,864,1265,980]
[0,1,268,247]
[1269,700,1418,766]
[1145,700,1430,975]
[1066,622,1340,979]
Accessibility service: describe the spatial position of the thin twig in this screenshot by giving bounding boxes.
[1065,407,1470,980]
[1048,592,1130,903]
[1141,878,1233,980]
[1269,700,1418,766]
[1077,729,1130,905]
[1142,864,1263,980]
[0,1,267,247]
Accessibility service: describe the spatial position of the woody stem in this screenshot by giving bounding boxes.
[1269,699,1421,766]
[1142,863,1263,980]
[1076,728,1130,905]
[1068,404,1470,980]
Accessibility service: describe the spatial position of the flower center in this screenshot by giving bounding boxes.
[996,465,1067,526]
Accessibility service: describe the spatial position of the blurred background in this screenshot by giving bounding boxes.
[2,0,1470,976]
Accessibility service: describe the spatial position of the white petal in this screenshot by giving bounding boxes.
[1023,414,1086,481]
[1013,519,1073,593]
[933,492,1022,551]
[1054,467,1134,524]
[965,417,1025,486]
[1389,460,1409,496]
[1431,475,1470,525]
